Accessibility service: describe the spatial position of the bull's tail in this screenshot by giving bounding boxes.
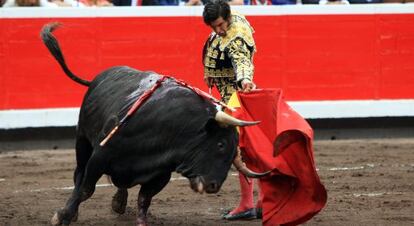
[40,22,90,87]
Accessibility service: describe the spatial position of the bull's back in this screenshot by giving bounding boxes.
[77,66,160,139]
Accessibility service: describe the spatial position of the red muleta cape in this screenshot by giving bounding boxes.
[232,89,327,226]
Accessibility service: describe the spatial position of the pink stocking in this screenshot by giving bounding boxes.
[229,172,254,215]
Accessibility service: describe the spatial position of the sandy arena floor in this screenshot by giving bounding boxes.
[0,138,413,226]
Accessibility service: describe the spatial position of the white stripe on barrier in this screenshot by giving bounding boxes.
[0,108,80,129]
[0,99,413,129]
[289,99,414,119]
[1,4,414,19]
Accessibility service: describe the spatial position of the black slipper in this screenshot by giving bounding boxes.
[222,208,257,220]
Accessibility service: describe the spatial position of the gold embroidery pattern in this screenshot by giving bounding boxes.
[210,77,237,103]
[204,68,234,78]
[227,37,254,82]
[204,58,216,68]
[211,37,219,48]
[207,48,219,59]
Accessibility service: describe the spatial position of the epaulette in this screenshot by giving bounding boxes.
[219,12,256,52]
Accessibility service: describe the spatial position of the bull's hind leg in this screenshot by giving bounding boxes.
[112,188,128,214]
[51,140,107,226]
[136,173,171,226]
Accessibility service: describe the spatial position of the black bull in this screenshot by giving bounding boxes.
[41,23,260,226]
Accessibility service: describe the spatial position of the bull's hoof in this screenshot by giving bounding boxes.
[112,189,128,214]
[51,211,62,226]
[51,209,75,226]
[136,218,147,226]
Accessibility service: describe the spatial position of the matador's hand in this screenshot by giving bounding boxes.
[241,79,256,92]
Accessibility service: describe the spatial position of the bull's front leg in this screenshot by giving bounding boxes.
[136,173,171,226]
[112,188,128,214]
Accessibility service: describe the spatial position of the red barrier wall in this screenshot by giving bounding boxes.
[1,9,414,110]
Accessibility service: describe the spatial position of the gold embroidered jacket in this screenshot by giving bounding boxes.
[203,12,256,85]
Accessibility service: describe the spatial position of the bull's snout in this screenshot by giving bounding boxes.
[189,177,221,194]
[205,181,220,194]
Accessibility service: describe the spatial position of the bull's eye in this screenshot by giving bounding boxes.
[217,142,225,151]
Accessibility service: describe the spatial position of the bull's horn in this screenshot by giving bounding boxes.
[233,151,271,178]
[215,111,260,127]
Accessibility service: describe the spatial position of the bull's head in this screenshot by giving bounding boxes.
[180,110,268,194]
